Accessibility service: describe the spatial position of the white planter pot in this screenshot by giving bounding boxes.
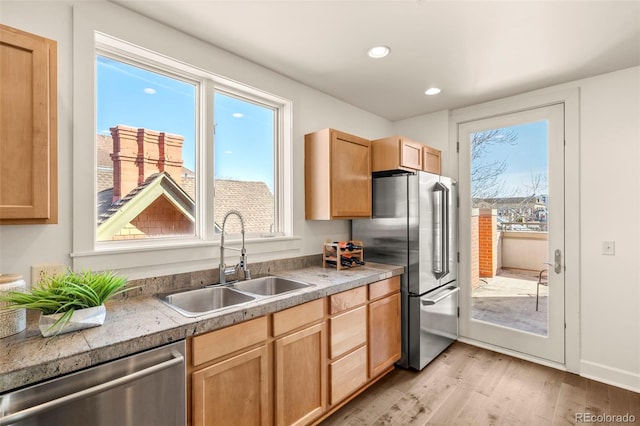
[38,304,106,337]
[0,274,27,338]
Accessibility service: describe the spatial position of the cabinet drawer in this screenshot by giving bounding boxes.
[273,299,324,337]
[329,286,367,314]
[369,276,401,301]
[192,316,268,367]
[330,306,367,359]
[330,345,367,405]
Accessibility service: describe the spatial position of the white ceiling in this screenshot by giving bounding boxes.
[112,0,640,121]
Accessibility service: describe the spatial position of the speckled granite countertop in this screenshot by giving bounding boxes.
[0,263,402,394]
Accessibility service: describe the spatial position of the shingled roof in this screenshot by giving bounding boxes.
[214,179,274,234]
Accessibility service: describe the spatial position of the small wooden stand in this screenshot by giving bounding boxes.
[322,240,364,270]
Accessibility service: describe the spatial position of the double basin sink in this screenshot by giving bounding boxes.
[160,276,312,317]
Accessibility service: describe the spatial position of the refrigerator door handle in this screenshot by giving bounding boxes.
[421,286,459,305]
[433,183,449,279]
[442,183,450,277]
[433,184,443,276]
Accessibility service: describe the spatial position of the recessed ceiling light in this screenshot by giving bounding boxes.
[367,46,390,59]
[232,112,244,118]
[424,87,442,96]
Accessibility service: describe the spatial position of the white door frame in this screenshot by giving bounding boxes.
[449,87,580,373]
[459,104,564,363]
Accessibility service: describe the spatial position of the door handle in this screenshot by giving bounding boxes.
[421,286,459,305]
[553,249,562,274]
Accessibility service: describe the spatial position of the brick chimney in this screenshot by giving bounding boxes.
[110,125,184,202]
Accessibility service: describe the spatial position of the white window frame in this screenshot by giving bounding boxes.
[72,2,296,279]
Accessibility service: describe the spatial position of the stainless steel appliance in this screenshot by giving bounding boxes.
[353,171,458,370]
[0,340,186,426]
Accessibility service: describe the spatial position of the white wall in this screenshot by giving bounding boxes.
[0,1,392,283]
[577,67,640,391]
[394,67,640,391]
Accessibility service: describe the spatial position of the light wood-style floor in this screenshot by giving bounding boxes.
[321,342,640,425]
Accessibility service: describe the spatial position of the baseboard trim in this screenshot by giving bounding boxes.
[580,360,640,393]
[458,337,567,371]
[459,337,640,392]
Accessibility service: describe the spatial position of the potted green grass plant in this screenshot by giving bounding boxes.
[0,269,133,337]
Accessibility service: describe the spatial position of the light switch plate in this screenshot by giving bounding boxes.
[602,241,615,256]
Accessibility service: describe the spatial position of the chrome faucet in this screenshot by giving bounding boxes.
[219,210,251,285]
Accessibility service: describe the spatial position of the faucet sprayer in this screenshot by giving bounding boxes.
[219,210,251,285]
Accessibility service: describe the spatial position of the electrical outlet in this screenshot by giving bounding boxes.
[31,264,67,286]
[602,241,615,256]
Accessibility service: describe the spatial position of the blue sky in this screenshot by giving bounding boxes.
[97,56,274,189]
[474,120,548,197]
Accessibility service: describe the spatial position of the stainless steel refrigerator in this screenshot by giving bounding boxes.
[353,171,458,370]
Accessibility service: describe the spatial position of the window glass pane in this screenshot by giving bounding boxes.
[470,120,550,336]
[214,92,275,235]
[96,55,197,241]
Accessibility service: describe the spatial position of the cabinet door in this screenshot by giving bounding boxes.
[330,133,371,218]
[422,145,441,175]
[368,292,401,378]
[399,139,423,170]
[0,24,57,223]
[274,322,327,426]
[192,345,270,426]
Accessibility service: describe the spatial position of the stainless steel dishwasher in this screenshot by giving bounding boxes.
[0,340,185,426]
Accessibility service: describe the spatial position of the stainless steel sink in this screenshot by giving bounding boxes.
[232,276,311,296]
[161,287,255,317]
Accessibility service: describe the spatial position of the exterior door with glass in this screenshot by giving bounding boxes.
[458,104,565,363]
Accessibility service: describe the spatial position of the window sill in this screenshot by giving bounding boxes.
[71,235,302,279]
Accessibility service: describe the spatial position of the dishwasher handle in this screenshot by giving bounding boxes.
[0,351,184,426]
[421,286,459,306]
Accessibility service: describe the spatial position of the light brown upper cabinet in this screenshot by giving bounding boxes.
[0,24,58,224]
[305,129,371,220]
[422,145,442,175]
[371,135,442,175]
[371,135,422,172]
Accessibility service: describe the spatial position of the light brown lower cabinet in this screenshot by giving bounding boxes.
[327,289,368,407]
[368,278,402,378]
[188,276,402,426]
[192,345,270,426]
[275,322,327,426]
